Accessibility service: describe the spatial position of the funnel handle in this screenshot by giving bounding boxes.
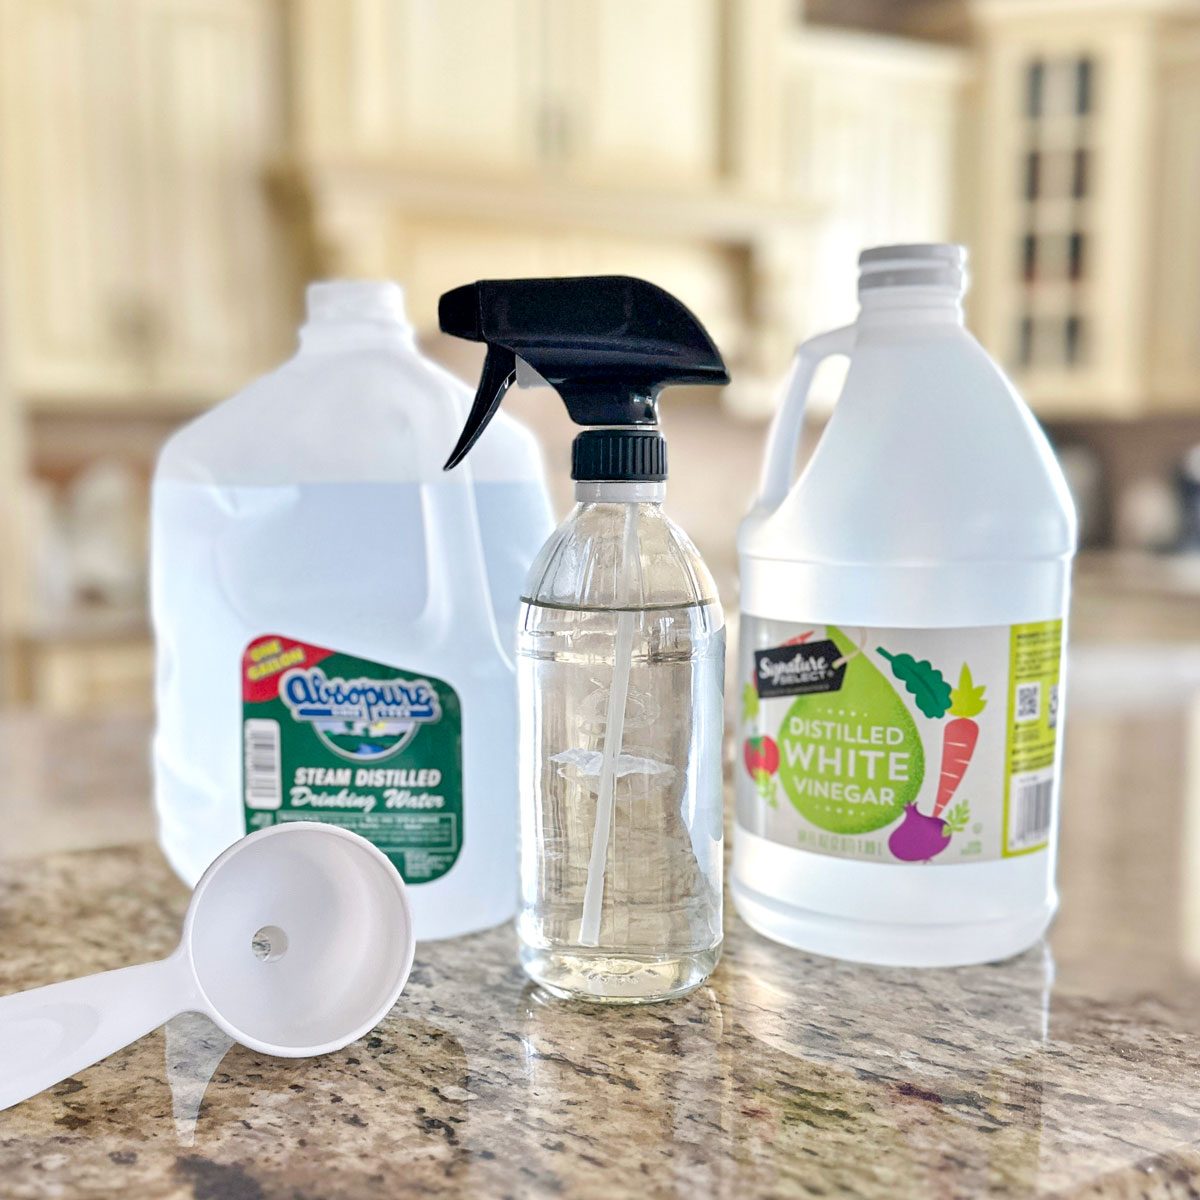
[755,325,856,514]
[0,951,195,1111]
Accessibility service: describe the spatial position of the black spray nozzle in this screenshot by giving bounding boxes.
[440,276,729,471]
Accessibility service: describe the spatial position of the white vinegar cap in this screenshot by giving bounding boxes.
[858,244,967,295]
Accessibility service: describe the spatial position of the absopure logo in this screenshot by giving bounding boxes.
[280,666,441,761]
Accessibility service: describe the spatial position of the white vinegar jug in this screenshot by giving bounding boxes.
[734,245,1076,967]
[151,281,553,939]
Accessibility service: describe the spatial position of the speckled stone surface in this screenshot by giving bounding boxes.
[5,700,1200,1197]
[0,839,1199,1199]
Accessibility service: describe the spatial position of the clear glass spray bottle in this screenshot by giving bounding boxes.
[440,276,729,1002]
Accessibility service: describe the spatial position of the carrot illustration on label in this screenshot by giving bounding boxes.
[933,664,987,819]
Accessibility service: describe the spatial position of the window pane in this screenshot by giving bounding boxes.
[1072,148,1088,199]
[1040,150,1076,198]
[1026,60,1044,118]
[1076,58,1093,116]
[1022,234,1038,282]
[1065,315,1084,364]
[1025,150,1040,200]
[1069,232,1085,281]
[1018,315,1035,366]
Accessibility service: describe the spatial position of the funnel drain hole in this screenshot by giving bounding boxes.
[251,925,288,963]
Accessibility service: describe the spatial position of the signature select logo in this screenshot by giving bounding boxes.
[758,651,830,686]
[754,639,847,698]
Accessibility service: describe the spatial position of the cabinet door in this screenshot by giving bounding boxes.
[782,33,966,338]
[1149,36,1200,408]
[556,0,720,186]
[136,0,292,398]
[0,0,148,396]
[356,0,541,174]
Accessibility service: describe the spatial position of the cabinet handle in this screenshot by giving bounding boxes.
[109,295,163,361]
[555,106,572,162]
[537,101,572,166]
[535,102,555,161]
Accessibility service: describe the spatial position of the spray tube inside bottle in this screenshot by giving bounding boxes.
[441,276,729,1002]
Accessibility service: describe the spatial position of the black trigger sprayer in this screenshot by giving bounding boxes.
[439,275,729,480]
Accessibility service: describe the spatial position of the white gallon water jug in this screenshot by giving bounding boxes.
[734,245,1076,967]
[151,281,553,939]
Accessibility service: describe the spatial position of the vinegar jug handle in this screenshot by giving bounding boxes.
[755,325,856,513]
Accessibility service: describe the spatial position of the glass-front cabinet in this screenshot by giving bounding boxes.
[972,1,1200,418]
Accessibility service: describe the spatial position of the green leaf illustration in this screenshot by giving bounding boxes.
[742,680,760,723]
[754,768,777,808]
[876,647,953,719]
[944,799,971,833]
[949,663,987,718]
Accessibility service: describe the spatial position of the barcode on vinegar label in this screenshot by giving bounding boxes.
[1008,770,1053,850]
[244,718,282,810]
[1003,620,1063,856]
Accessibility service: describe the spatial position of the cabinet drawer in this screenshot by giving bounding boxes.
[28,638,154,716]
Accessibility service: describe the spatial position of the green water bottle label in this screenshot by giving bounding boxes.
[241,634,463,883]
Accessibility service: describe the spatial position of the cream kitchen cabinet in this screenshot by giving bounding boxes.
[780,30,968,339]
[18,632,154,716]
[550,0,720,186]
[1148,27,1200,410]
[289,0,721,186]
[0,0,290,407]
[291,0,540,173]
[0,0,145,400]
[134,0,293,399]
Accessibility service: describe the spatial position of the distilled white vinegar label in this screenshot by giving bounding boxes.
[736,620,1064,864]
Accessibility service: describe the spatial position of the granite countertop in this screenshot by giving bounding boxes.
[3,694,1200,1198]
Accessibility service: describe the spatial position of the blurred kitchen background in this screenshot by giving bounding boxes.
[3,0,1200,721]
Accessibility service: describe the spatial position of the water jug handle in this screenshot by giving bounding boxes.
[403,365,514,669]
[418,473,512,669]
[755,325,856,513]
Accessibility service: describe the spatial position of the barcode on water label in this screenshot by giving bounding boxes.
[244,718,282,810]
[1008,769,1053,850]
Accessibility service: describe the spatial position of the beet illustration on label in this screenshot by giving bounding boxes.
[880,657,985,862]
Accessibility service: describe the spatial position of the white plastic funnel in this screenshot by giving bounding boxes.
[0,823,414,1111]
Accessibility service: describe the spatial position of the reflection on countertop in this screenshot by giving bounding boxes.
[4,673,1200,1195]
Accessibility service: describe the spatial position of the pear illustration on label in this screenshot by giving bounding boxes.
[777,627,924,834]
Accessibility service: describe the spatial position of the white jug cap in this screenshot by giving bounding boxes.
[305,280,410,327]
